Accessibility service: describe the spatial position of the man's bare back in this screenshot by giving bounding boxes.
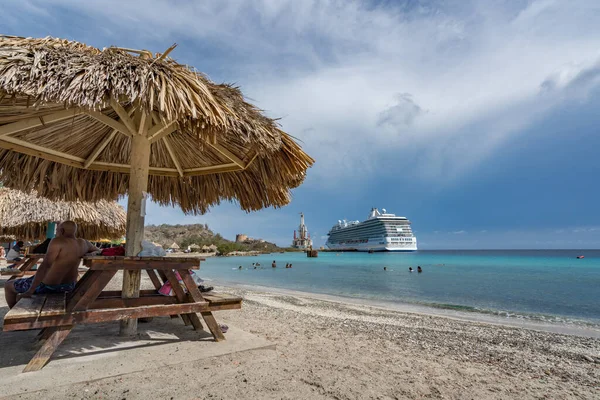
[5,220,99,309]
[42,236,96,285]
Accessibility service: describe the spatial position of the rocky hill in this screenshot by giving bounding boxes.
[144,223,217,248]
[144,223,288,254]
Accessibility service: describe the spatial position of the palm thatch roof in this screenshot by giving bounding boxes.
[0,35,314,213]
[0,234,15,242]
[0,187,126,240]
[169,242,180,249]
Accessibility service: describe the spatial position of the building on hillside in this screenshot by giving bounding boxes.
[292,212,313,249]
[236,233,265,244]
[235,234,248,243]
[188,244,201,252]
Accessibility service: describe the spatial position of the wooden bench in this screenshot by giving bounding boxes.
[3,291,241,331]
[2,256,242,372]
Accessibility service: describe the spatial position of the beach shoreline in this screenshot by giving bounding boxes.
[2,275,599,399]
[213,282,600,339]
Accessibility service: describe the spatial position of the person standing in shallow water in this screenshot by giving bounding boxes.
[417,266,422,273]
[272,260,277,268]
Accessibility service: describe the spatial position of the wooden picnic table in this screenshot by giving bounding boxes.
[0,254,44,280]
[1,253,88,279]
[3,256,242,372]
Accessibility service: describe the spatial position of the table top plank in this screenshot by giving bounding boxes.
[83,257,201,271]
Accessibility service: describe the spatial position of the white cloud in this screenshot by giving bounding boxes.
[5,0,600,187]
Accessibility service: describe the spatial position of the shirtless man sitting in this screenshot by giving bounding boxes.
[4,221,99,309]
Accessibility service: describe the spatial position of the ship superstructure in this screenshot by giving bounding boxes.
[326,208,417,252]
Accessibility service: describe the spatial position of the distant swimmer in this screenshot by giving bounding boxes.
[238,265,243,270]
[272,260,277,268]
[254,266,257,269]
[289,263,293,268]
[383,267,387,271]
[409,267,413,272]
[417,266,422,273]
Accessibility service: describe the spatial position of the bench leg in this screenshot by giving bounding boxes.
[200,311,225,342]
[35,328,54,342]
[146,270,180,321]
[23,325,73,372]
[163,270,198,328]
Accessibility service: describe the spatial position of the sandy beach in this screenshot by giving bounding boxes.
[2,273,599,400]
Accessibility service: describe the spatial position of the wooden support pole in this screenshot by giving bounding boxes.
[208,143,246,168]
[0,108,83,137]
[120,122,151,336]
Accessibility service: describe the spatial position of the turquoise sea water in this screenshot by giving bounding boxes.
[198,250,600,326]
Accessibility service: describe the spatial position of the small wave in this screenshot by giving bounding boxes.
[420,301,600,328]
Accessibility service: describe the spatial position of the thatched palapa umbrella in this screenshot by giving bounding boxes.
[0,234,16,243]
[0,187,126,240]
[0,35,313,335]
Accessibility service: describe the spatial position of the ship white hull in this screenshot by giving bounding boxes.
[326,239,417,252]
[326,208,417,252]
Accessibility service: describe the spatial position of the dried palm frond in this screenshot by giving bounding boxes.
[0,35,314,213]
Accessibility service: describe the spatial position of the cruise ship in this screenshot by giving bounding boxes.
[326,208,417,252]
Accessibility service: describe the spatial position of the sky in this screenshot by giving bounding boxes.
[2,0,600,249]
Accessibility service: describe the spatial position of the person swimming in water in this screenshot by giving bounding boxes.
[238,265,243,270]
[272,260,277,268]
[409,267,413,272]
[417,266,422,273]
[383,266,387,271]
